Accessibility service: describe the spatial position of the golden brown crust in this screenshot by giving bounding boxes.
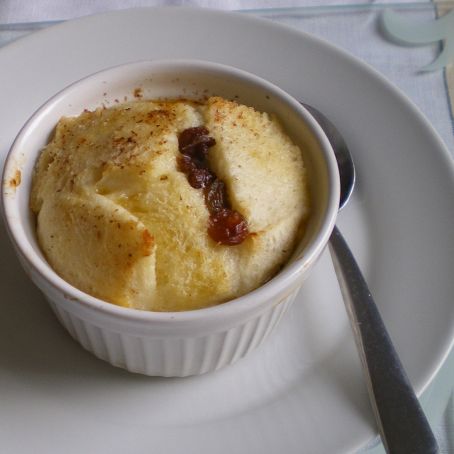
[31,98,310,311]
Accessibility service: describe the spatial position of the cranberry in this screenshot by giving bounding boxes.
[205,179,228,214]
[208,209,249,245]
[177,126,249,245]
[188,168,215,189]
[177,154,196,174]
[179,127,215,157]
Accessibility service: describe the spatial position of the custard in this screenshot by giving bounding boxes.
[30,97,310,311]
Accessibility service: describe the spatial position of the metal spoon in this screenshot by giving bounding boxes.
[304,103,439,454]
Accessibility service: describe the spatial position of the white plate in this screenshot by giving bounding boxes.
[0,7,453,454]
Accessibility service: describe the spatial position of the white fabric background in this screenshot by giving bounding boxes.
[0,0,434,22]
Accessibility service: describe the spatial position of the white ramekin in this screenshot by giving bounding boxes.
[2,60,339,376]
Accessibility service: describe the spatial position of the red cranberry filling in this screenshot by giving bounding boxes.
[177,126,249,245]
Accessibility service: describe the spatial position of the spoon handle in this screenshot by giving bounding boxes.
[328,225,439,454]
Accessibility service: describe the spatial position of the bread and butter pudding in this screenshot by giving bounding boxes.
[30,96,310,312]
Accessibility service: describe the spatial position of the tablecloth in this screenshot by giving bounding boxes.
[0,2,453,453]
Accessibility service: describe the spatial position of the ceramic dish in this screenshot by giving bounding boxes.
[2,59,339,377]
[0,7,453,454]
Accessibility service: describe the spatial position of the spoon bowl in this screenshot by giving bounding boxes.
[303,103,355,210]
